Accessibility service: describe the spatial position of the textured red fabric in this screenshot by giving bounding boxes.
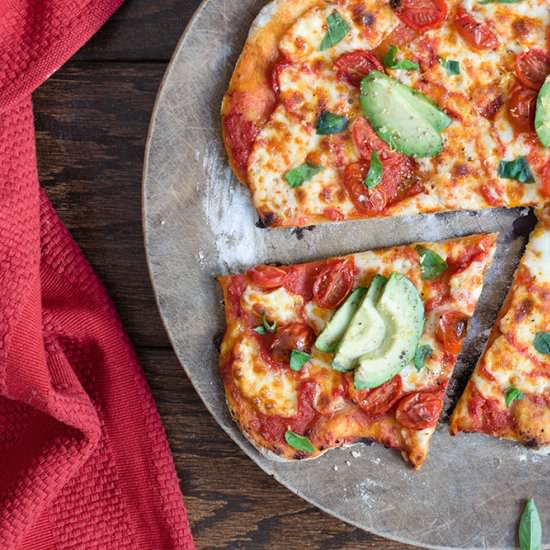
[0,2,195,549]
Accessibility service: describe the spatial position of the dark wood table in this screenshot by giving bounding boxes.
[34,1,415,548]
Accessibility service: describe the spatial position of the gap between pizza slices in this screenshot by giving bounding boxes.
[221,0,550,228]
[450,207,550,449]
[218,234,497,468]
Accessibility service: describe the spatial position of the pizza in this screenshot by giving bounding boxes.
[221,0,550,228]
[218,233,496,468]
[450,207,550,448]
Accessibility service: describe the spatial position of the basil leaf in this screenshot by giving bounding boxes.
[414,345,433,372]
[519,499,542,550]
[364,151,383,189]
[416,245,448,280]
[254,315,276,335]
[383,45,419,71]
[319,10,351,51]
[316,111,349,135]
[285,163,323,188]
[479,0,523,3]
[498,157,535,184]
[290,350,311,371]
[285,430,316,453]
[440,58,460,76]
[534,332,550,355]
[505,386,524,407]
[253,325,267,335]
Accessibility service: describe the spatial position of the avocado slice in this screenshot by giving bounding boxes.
[535,74,550,148]
[360,71,450,158]
[331,275,387,372]
[354,273,424,390]
[315,287,367,353]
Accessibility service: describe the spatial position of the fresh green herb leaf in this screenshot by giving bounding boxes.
[285,430,316,453]
[479,0,523,3]
[254,315,277,335]
[414,345,433,372]
[364,151,383,189]
[440,58,460,76]
[316,111,349,135]
[416,245,448,280]
[319,10,351,51]
[383,45,419,71]
[519,499,542,550]
[290,350,311,372]
[534,332,550,355]
[505,386,524,407]
[285,163,323,188]
[498,157,535,183]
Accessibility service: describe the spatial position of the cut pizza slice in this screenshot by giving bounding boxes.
[221,0,550,227]
[450,208,550,449]
[218,233,496,469]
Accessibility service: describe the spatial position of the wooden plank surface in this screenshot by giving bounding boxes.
[32,1,419,546]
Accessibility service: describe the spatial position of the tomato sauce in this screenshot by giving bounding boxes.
[467,383,511,434]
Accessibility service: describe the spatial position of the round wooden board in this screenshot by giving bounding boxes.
[143,1,550,547]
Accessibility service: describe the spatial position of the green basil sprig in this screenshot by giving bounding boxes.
[383,45,419,71]
[416,245,448,280]
[364,151,383,189]
[534,332,550,355]
[414,345,433,372]
[319,10,351,51]
[519,499,542,550]
[440,58,460,76]
[290,350,311,371]
[479,0,523,4]
[285,430,315,453]
[316,111,349,135]
[505,386,524,407]
[254,315,277,335]
[285,163,323,188]
[498,157,535,184]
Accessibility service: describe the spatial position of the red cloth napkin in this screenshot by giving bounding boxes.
[0,2,195,549]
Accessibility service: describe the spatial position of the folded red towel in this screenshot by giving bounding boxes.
[0,2,195,549]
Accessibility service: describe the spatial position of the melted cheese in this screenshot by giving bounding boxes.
[242,284,304,324]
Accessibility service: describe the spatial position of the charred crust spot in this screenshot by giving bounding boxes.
[389,0,401,9]
[257,212,276,228]
[212,331,224,349]
[360,437,375,447]
[363,13,376,26]
[523,438,540,449]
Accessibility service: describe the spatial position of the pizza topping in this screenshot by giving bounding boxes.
[453,8,499,51]
[439,58,460,76]
[395,391,443,429]
[498,157,535,184]
[353,375,403,416]
[284,262,324,301]
[383,44,419,71]
[285,163,323,188]
[289,350,311,372]
[535,75,550,147]
[506,85,537,134]
[315,286,367,353]
[515,50,550,91]
[479,0,523,3]
[285,430,315,453]
[436,310,468,355]
[391,0,448,32]
[316,111,349,135]
[360,71,451,158]
[319,10,351,51]
[334,50,384,87]
[270,323,315,363]
[519,499,542,550]
[534,332,550,355]
[222,112,258,174]
[416,245,448,280]
[270,54,292,96]
[247,265,287,289]
[355,273,424,389]
[254,314,277,335]
[343,162,388,213]
[364,151,383,189]
[414,344,433,371]
[312,259,355,310]
[332,275,387,372]
[505,386,524,407]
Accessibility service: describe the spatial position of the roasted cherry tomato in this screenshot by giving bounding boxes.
[352,117,393,160]
[454,7,499,51]
[284,262,324,301]
[436,310,468,355]
[270,323,315,362]
[395,391,443,429]
[515,49,550,91]
[343,162,388,214]
[392,0,448,32]
[506,85,537,134]
[247,265,287,289]
[541,161,550,199]
[312,260,354,309]
[334,50,384,88]
[353,376,403,416]
[270,53,292,96]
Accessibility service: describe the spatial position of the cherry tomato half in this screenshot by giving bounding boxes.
[334,50,384,88]
[270,323,315,363]
[352,117,393,160]
[395,391,443,429]
[393,0,448,32]
[353,376,403,416]
[247,265,287,289]
[541,161,550,199]
[454,7,499,51]
[515,49,550,91]
[436,310,468,355]
[343,162,389,214]
[506,85,537,134]
[312,260,354,309]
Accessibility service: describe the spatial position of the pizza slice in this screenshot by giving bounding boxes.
[450,208,550,449]
[221,0,550,228]
[218,233,496,468]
